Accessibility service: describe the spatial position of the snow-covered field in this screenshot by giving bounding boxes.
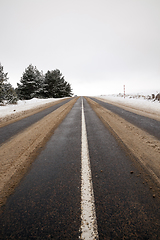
[0,98,67,118]
[98,94,160,116]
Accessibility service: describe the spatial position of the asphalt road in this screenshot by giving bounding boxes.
[0,97,160,239]
[0,98,72,145]
[90,97,160,141]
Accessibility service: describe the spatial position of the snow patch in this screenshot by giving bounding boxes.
[0,98,67,118]
[98,94,160,116]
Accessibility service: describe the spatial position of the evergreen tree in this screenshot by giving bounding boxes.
[43,69,72,98]
[0,63,8,103]
[17,64,44,99]
[32,69,44,98]
[0,63,18,104]
[17,65,73,100]
[3,83,18,104]
[65,82,73,97]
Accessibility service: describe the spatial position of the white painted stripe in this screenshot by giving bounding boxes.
[80,99,99,240]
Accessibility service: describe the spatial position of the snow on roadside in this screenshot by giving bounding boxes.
[1,95,160,119]
[0,98,67,118]
[97,95,160,116]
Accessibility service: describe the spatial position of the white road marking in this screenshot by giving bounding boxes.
[80,99,99,240]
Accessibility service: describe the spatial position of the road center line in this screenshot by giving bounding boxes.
[80,99,99,240]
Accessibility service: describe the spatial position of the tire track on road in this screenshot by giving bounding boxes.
[83,97,160,239]
[90,97,160,141]
[0,98,72,145]
[0,97,82,239]
[0,97,78,208]
[86,97,160,198]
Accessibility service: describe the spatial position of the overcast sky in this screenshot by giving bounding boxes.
[0,0,160,96]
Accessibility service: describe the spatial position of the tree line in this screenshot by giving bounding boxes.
[0,63,73,104]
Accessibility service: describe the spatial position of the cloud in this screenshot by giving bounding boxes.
[0,0,160,95]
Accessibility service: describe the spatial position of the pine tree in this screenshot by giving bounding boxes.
[43,69,73,98]
[65,82,73,97]
[17,64,44,100]
[3,83,18,104]
[32,69,44,98]
[17,65,73,99]
[0,63,18,104]
[0,63,8,103]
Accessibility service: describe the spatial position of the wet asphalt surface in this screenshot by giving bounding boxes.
[0,98,82,239]
[0,98,72,145]
[0,97,160,239]
[84,98,160,239]
[90,97,160,141]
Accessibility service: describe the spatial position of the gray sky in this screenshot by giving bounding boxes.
[0,0,160,96]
